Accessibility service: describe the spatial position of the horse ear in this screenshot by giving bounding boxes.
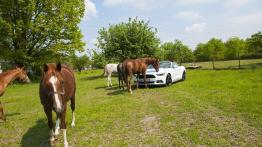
[44,64,48,72]
[56,62,62,71]
[21,66,25,70]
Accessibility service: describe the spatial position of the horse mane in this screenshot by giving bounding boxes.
[0,69,18,77]
[61,64,74,73]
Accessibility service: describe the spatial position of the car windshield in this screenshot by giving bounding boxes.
[147,61,171,69]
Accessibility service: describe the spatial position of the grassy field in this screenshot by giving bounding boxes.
[183,58,262,69]
[0,64,262,146]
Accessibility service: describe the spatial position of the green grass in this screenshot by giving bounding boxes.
[183,58,262,69]
[0,67,262,146]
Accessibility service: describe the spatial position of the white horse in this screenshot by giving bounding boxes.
[102,64,118,87]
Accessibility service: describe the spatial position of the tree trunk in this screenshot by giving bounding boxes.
[238,52,241,69]
[212,59,215,70]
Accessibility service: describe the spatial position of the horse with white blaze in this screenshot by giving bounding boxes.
[39,63,76,147]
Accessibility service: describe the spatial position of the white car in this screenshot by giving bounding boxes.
[135,61,186,86]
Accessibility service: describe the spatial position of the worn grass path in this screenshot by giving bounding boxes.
[0,68,262,146]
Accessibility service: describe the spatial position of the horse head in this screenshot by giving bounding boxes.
[16,67,31,83]
[43,63,65,113]
[152,58,160,72]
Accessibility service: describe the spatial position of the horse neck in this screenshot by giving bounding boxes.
[144,58,155,65]
[0,69,20,90]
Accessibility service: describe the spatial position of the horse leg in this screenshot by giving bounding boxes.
[118,73,121,89]
[143,72,148,88]
[123,72,129,92]
[121,75,124,89]
[136,74,139,89]
[61,104,69,147]
[107,74,110,87]
[128,75,133,94]
[109,74,113,87]
[44,106,54,144]
[54,113,60,136]
[70,95,76,127]
[0,101,6,121]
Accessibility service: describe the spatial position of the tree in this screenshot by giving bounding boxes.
[161,42,176,61]
[97,17,160,62]
[194,43,210,62]
[246,31,262,58]
[161,40,194,64]
[0,0,85,67]
[225,37,246,68]
[71,54,90,72]
[91,51,106,69]
[206,38,225,69]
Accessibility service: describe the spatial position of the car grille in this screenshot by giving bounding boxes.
[138,75,155,79]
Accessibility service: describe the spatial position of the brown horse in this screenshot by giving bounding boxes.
[39,63,76,147]
[0,67,30,121]
[122,57,160,93]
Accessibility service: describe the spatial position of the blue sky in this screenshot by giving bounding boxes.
[79,0,262,55]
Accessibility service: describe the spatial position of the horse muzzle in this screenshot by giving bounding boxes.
[24,77,31,83]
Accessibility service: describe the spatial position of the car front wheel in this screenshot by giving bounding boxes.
[165,74,172,86]
[181,71,186,81]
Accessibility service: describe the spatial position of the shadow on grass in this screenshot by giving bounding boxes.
[21,119,50,147]
[107,89,126,95]
[80,75,102,81]
[95,85,119,90]
[5,112,21,117]
[107,85,139,95]
[81,73,119,81]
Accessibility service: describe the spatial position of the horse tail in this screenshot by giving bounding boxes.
[101,68,106,77]
[122,63,128,87]
[117,64,121,89]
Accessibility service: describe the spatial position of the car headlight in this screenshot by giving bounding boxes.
[156,73,165,76]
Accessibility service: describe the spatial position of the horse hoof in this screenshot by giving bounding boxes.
[64,142,69,147]
[54,130,59,136]
[49,138,55,146]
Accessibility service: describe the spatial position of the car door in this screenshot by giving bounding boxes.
[172,62,180,81]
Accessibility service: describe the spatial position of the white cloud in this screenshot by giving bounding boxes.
[83,0,97,20]
[229,12,262,24]
[103,0,160,10]
[185,22,206,32]
[225,0,254,7]
[103,0,124,6]
[176,11,203,20]
[176,0,216,6]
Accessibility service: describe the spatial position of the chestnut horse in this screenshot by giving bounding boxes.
[39,63,76,147]
[0,67,30,121]
[122,57,160,94]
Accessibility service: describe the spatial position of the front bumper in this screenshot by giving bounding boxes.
[134,74,166,86]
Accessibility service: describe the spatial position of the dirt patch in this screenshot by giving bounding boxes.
[140,116,160,134]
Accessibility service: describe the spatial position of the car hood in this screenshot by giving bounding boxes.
[146,68,169,74]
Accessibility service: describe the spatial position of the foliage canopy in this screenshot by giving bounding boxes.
[0,0,85,67]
